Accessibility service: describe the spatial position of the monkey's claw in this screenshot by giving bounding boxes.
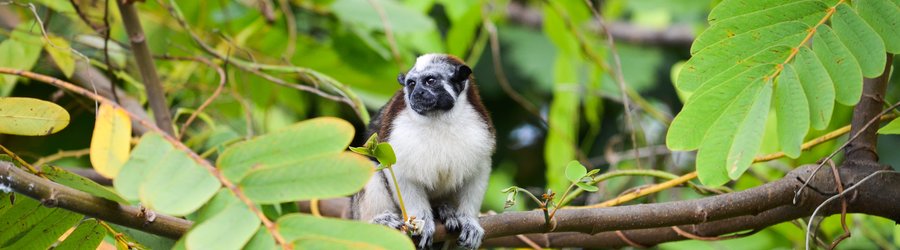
[456,219,484,250]
[372,212,404,229]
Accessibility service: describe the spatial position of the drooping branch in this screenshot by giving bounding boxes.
[117,1,175,135]
[0,162,192,239]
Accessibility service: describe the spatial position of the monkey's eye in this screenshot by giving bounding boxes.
[425,77,436,86]
[407,80,416,87]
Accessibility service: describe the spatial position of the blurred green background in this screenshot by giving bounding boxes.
[1,0,899,248]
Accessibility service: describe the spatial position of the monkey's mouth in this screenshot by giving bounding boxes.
[410,98,454,115]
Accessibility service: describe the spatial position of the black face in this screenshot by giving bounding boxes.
[398,64,472,115]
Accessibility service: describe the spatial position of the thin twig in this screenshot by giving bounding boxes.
[671,226,759,241]
[580,0,641,170]
[481,2,542,121]
[826,160,850,250]
[31,148,91,168]
[0,68,292,250]
[366,0,403,70]
[805,170,898,250]
[155,54,228,139]
[277,0,296,58]
[102,0,120,104]
[0,144,40,175]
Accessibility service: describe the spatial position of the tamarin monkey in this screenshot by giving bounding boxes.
[350,54,496,249]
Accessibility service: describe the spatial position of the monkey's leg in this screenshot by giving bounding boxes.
[398,182,435,249]
[438,166,488,249]
[358,171,403,229]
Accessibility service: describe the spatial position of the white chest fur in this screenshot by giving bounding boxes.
[387,96,495,196]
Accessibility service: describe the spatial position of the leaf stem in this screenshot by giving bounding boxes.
[385,164,409,221]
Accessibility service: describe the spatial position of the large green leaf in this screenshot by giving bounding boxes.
[697,80,773,185]
[115,133,219,216]
[707,0,792,24]
[44,35,76,78]
[857,0,900,53]
[0,195,82,249]
[668,65,776,151]
[774,64,809,158]
[832,4,886,77]
[240,152,373,203]
[793,47,835,130]
[218,117,355,183]
[0,97,70,136]
[186,191,260,250]
[0,25,43,96]
[692,0,827,54]
[243,228,276,250]
[278,213,414,250]
[878,118,900,134]
[56,219,106,250]
[43,166,129,204]
[813,25,863,106]
[677,22,808,93]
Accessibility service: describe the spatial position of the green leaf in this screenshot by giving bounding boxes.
[56,219,106,250]
[878,118,900,134]
[813,25,863,106]
[0,26,43,96]
[695,76,772,186]
[0,97,70,136]
[0,195,82,249]
[349,147,372,156]
[575,182,599,192]
[677,21,808,93]
[218,117,355,182]
[278,213,414,250]
[116,133,219,216]
[186,192,260,250]
[669,65,776,150]
[707,0,793,24]
[374,142,396,165]
[43,166,129,203]
[792,47,835,130]
[857,0,900,53]
[564,160,586,182]
[243,228,276,250]
[331,0,436,33]
[832,4,886,77]
[692,0,827,54]
[544,55,580,194]
[44,35,76,78]
[774,64,809,158]
[240,152,373,203]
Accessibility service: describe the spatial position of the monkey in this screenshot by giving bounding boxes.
[350,54,495,249]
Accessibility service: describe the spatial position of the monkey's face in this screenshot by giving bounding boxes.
[398,56,472,115]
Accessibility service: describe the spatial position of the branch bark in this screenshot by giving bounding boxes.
[846,54,894,163]
[117,1,175,135]
[0,162,192,239]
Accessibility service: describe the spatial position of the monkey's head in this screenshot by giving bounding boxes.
[397,54,473,115]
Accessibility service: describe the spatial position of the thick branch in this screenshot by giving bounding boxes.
[846,54,894,163]
[0,162,192,238]
[117,1,175,135]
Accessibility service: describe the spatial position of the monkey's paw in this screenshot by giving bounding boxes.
[372,211,404,229]
[413,219,435,250]
[456,218,484,250]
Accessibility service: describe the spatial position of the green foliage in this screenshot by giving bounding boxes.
[669,0,897,186]
[42,166,129,203]
[186,191,260,250]
[278,214,415,249]
[55,219,106,250]
[115,133,220,216]
[0,193,99,249]
[0,97,70,136]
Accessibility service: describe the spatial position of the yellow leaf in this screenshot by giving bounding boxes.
[90,104,132,178]
[0,97,70,136]
[44,35,75,78]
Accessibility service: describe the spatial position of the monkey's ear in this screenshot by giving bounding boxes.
[451,65,472,83]
[397,73,406,86]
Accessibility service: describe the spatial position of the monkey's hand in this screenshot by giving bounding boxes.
[437,204,484,249]
[412,218,435,249]
[372,211,404,229]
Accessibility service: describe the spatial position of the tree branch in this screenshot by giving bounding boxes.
[117,1,175,135]
[846,54,894,163]
[0,162,192,239]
